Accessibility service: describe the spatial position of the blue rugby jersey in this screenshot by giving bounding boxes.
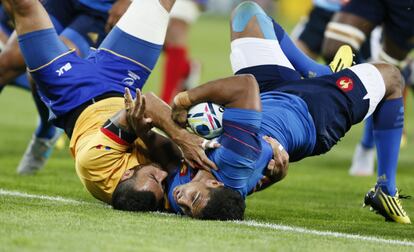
[260,91,316,162]
[78,0,115,13]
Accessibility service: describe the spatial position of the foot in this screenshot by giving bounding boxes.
[363,187,411,224]
[329,45,355,73]
[16,129,63,175]
[183,59,202,90]
[349,143,375,176]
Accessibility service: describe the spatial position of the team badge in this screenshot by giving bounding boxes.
[336,76,354,92]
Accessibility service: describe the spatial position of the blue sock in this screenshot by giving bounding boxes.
[272,20,332,78]
[373,98,404,196]
[10,74,31,91]
[60,28,90,57]
[33,90,56,139]
[360,116,375,149]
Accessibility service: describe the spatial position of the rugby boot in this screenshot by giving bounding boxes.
[17,128,63,175]
[363,187,411,224]
[349,143,375,176]
[329,45,355,73]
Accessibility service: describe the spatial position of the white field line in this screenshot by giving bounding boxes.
[0,189,107,208]
[1,188,413,247]
[235,220,414,247]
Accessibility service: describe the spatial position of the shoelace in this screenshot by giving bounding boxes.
[398,189,412,200]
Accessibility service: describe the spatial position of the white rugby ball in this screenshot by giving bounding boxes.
[187,102,224,139]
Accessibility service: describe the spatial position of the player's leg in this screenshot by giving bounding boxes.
[160,0,202,103]
[2,0,75,175]
[321,0,382,176]
[291,5,335,60]
[99,0,174,73]
[230,1,302,91]
[232,1,350,79]
[4,0,69,71]
[356,62,409,223]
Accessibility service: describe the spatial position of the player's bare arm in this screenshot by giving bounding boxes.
[172,74,261,127]
[125,88,218,171]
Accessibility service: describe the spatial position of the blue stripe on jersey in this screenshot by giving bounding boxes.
[221,120,261,160]
[208,108,273,197]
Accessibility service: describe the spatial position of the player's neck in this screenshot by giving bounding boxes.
[192,169,217,183]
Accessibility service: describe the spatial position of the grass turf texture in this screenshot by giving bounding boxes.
[1,16,414,251]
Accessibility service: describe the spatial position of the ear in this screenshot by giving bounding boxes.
[121,168,135,182]
[206,179,224,188]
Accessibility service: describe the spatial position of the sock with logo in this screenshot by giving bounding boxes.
[373,98,404,196]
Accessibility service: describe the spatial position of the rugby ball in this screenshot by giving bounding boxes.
[187,102,224,139]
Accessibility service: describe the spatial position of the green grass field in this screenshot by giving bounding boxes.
[1,16,414,252]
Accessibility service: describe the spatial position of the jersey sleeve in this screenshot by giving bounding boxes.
[209,108,264,198]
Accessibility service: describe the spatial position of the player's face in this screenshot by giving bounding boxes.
[173,179,223,217]
[133,164,168,203]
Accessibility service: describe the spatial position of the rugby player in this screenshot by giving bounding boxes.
[133,1,410,223]
[3,0,219,210]
[160,0,206,104]
[321,0,414,177]
[0,0,120,175]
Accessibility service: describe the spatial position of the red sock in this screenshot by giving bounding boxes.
[161,45,190,104]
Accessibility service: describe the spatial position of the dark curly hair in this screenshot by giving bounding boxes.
[112,170,159,212]
[200,187,245,220]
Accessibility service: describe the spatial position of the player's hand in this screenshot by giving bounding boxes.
[262,136,289,183]
[124,88,153,137]
[175,131,220,171]
[171,103,189,128]
[105,0,131,33]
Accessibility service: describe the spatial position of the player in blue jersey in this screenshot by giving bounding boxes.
[131,1,409,223]
[2,0,224,211]
[0,0,122,175]
[322,0,414,176]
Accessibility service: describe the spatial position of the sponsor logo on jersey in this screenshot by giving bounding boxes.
[336,76,354,92]
[56,62,72,76]
[122,70,141,86]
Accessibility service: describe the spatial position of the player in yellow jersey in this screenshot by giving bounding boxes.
[3,0,215,209]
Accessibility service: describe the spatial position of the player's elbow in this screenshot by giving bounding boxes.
[239,74,261,109]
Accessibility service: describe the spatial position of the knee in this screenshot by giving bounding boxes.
[321,38,342,62]
[374,63,403,99]
[231,1,275,40]
[8,0,37,16]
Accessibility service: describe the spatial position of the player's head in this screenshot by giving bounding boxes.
[173,180,245,220]
[112,164,167,211]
